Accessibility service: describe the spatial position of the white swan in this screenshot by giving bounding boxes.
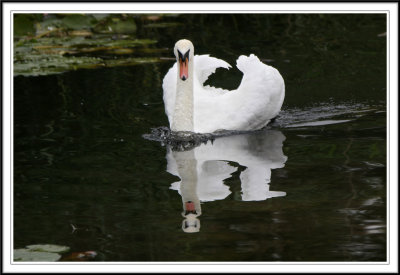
[162,39,285,133]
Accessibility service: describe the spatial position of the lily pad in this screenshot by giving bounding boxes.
[94,17,137,34]
[26,244,70,253]
[92,14,110,21]
[14,14,37,36]
[14,249,62,262]
[35,18,65,36]
[61,14,97,30]
[144,22,182,28]
[68,30,93,37]
[14,14,46,34]
[14,53,105,76]
[106,48,134,55]
[14,244,71,262]
[104,57,164,67]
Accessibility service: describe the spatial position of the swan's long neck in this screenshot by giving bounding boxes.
[171,59,194,132]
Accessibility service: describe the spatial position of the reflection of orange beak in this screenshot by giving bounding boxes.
[179,57,189,81]
[185,201,195,212]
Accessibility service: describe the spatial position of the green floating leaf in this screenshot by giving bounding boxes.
[61,14,97,30]
[106,48,134,55]
[144,22,182,28]
[14,244,70,262]
[14,53,105,77]
[67,37,156,48]
[104,57,164,67]
[94,17,137,34]
[68,30,93,37]
[14,248,61,262]
[92,14,110,21]
[26,244,70,253]
[35,18,64,36]
[14,14,39,36]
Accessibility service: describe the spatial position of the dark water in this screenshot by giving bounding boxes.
[13,14,387,261]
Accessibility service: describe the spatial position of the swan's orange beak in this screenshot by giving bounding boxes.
[179,57,189,81]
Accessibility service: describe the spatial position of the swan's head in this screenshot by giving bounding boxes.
[174,39,194,81]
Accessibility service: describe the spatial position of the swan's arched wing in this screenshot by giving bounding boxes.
[195,54,285,133]
[162,62,177,126]
[194,55,231,85]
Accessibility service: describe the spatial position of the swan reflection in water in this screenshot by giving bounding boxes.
[165,129,287,233]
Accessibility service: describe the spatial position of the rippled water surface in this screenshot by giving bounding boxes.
[13,14,387,261]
